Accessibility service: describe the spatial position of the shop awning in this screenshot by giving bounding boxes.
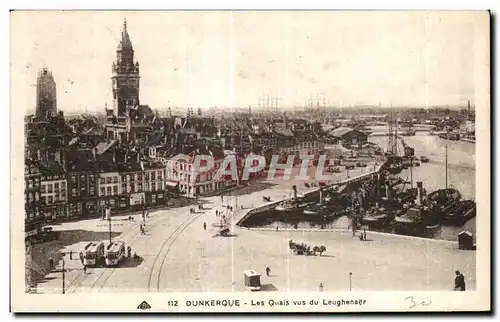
[165,181,179,188]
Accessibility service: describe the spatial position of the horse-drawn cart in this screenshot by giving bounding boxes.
[213,227,231,237]
[289,240,326,256]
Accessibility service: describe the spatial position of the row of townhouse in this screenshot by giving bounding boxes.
[27,136,323,225]
[96,160,178,212]
[24,156,181,225]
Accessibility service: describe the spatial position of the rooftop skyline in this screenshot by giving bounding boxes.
[11,11,485,113]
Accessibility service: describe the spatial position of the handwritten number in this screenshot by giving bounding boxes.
[405,296,432,309]
[405,296,417,309]
[421,298,432,306]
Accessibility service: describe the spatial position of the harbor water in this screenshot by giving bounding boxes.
[254,133,476,241]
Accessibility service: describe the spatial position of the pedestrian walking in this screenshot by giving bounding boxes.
[83,264,87,274]
[48,258,54,270]
[265,266,271,277]
[454,270,466,291]
[69,250,73,260]
[276,225,279,231]
[319,283,324,292]
[79,251,84,264]
[216,210,218,217]
[203,222,207,231]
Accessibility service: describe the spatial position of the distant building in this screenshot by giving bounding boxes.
[329,127,368,146]
[35,67,57,118]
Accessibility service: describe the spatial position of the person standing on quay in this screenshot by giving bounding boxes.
[454,270,466,291]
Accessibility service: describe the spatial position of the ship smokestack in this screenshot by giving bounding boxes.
[417,181,423,205]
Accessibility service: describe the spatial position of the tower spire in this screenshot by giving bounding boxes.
[120,18,132,49]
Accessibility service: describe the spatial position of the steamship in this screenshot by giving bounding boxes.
[394,182,441,235]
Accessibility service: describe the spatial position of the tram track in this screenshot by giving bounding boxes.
[147,212,204,292]
[89,209,207,292]
[66,203,214,293]
[87,213,181,293]
[66,211,180,293]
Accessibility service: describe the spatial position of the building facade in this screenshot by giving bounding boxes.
[25,159,41,224]
[165,150,226,198]
[67,160,98,218]
[98,167,121,211]
[142,162,167,207]
[39,162,67,221]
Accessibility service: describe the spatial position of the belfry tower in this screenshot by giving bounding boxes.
[106,19,140,141]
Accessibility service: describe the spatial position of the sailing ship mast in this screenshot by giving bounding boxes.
[445,145,448,189]
[387,110,399,156]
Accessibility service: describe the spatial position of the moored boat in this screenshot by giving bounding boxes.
[361,207,400,225]
[394,207,441,236]
[426,188,461,216]
[443,200,476,226]
[275,199,314,213]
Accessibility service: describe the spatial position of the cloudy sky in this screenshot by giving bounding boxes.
[11,11,486,113]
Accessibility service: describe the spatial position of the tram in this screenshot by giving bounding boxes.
[82,241,105,266]
[104,241,126,266]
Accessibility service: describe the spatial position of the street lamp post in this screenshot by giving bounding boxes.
[62,259,65,294]
[349,272,352,291]
[106,206,112,245]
